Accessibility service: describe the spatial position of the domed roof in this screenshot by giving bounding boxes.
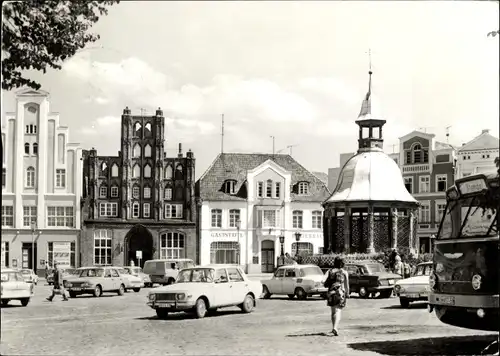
[325,151,419,205]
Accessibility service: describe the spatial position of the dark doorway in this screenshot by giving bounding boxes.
[125,225,154,268]
[21,242,37,272]
[261,240,275,273]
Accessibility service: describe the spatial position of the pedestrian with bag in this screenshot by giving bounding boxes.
[323,257,349,336]
[46,262,68,302]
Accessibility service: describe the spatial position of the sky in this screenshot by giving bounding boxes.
[2,1,499,179]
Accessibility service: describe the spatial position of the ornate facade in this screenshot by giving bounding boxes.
[80,107,197,268]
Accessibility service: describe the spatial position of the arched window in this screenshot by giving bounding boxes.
[291,242,313,257]
[132,164,140,178]
[33,143,38,155]
[132,185,140,199]
[144,164,151,178]
[144,144,152,157]
[111,164,119,177]
[412,143,422,163]
[144,122,152,137]
[24,143,30,155]
[26,167,35,188]
[101,162,108,176]
[292,210,303,229]
[164,165,173,179]
[133,122,142,137]
[133,144,141,158]
[175,165,183,180]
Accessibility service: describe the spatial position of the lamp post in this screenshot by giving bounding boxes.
[279,235,285,257]
[294,231,301,258]
[30,219,37,272]
[235,219,241,265]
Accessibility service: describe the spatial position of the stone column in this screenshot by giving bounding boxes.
[343,206,351,253]
[409,209,416,254]
[367,205,375,253]
[391,208,398,249]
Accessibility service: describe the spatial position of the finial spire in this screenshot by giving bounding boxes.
[358,49,373,118]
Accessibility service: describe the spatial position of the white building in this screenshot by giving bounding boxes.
[456,129,499,179]
[1,89,83,275]
[196,153,330,274]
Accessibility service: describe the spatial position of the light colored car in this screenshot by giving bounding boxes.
[393,262,433,308]
[143,259,195,286]
[261,264,328,300]
[1,268,34,307]
[64,267,127,298]
[20,269,39,285]
[147,265,262,319]
[115,267,144,292]
[47,266,79,285]
[123,266,152,287]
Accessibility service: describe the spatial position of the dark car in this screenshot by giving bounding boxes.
[344,261,402,298]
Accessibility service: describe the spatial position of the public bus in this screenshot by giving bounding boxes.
[428,172,499,333]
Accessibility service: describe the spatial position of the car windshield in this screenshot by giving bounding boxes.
[1,272,22,282]
[125,267,141,275]
[21,270,31,275]
[299,266,323,276]
[176,268,215,283]
[365,264,386,273]
[79,268,104,277]
[414,264,433,276]
[117,268,128,274]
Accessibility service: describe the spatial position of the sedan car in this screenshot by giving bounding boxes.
[147,265,262,319]
[343,261,402,298]
[394,262,433,308]
[1,268,34,306]
[261,264,327,300]
[64,267,127,298]
[114,267,144,292]
[47,266,79,285]
[123,266,152,287]
[20,269,39,285]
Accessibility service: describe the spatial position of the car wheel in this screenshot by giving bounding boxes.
[358,287,369,298]
[295,287,307,300]
[194,298,208,319]
[288,294,295,299]
[1,300,9,306]
[133,288,141,293]
[117,284,125,296]
[400,297,410,308]
[241,294,255,313]
[379,290,393,299]
[93,285,102,298]
[156,309,169,319]
[262,285,272,299]
[20,298,30,307]
[69,292,77,298]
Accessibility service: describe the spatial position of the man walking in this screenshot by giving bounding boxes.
[46,262,68,302]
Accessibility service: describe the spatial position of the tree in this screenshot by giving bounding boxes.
[2,0,119,90]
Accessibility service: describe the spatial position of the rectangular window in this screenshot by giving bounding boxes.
[419,204,430,223]
[1,241,9,267]
[144,187,151,199]
[110,186,119,197]
[436,175,447,192]
[419,176,430,193]
[93,230,112,266]
[210,241,239,264]
[404,177,413,194]
[56,169,66,188]
[266,180,272,198]
[211,209,222,227]
[164,188,172,200]
[100,186,107,198]
[261,210,280,228]
[165,204,183,218]
[229,209,240,228]
[143,203,150,218]
[132,203,140,218]
[160,232,185,259]
[1,206,14,227]
[312,211,322,229]
[47,241,75,267]
[47,206,74,227]
[257,182,263,197]
[23,206,37,227]
[436,203,446,223]
[99,203,118,217]
[405,150,411,164]
[275,182,281,198]
[292,211,303,229]
[132,187,140,199]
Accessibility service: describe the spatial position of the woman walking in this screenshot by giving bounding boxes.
[324,257,349,336]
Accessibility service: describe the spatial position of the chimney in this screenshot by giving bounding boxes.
[481,129,490,134]
[178,143,183,158]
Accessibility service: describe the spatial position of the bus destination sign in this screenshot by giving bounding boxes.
[457,178,487,196]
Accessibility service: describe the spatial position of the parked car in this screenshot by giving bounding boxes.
[147,265,262,319]
[143,259,195,286]
[20,269,39,285]
[114,267,144,292]
[342,261,402,298]
[123,266,152,287]
[64,267,127,298]
[394,262,433,308]
[47,266,79,285]
[1,268,34,306]
[261,264,327,300]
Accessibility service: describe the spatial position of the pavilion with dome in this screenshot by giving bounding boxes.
[322,70,420,254]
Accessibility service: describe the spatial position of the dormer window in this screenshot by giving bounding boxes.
[266,179,272,198]
[297,182,309,195]
[223,180,237,195]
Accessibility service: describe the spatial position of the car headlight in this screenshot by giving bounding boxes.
[394,285,402,293]
[82,282,91,288]
[429,273,437,289]
[471,274,482,290]
[148,294,156,301]
[66,282,72,288]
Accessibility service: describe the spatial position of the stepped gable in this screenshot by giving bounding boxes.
[198,153,330,202]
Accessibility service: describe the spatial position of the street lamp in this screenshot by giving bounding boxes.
[235,219,241,265]
[30,219,37,272]
[294,231,301,258]
[279,235,285,257]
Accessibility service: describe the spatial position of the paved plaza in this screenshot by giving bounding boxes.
[1,280,497,356]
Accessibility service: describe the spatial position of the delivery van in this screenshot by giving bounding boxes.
[143,259,195,285]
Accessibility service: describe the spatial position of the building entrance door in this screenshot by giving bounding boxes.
[125,225,154,268]
[21,242,37,272]
[261,240,275,273]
